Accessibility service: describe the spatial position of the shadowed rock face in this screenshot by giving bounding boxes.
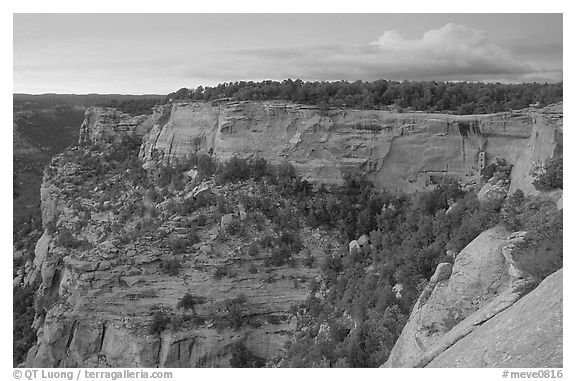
[79,101,561,194]
[383,224,562,368]
[14,122,40,155]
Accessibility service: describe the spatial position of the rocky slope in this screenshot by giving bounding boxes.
[22,139,339,367]
[383,225,562,368]
[79,101,561,194]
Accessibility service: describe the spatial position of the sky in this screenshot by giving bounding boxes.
[13,13,563,94]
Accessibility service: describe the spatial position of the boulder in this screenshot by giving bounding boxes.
[349,240,360,253]
[477,179,509,205]
[430,262,453,283]
[357,234,369,246]
[186,169,198,180]
[238,204,247,221]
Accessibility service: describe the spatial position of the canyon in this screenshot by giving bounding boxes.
[19,100,562,367]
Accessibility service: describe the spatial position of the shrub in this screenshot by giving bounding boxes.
[247,242,259,257]
[508,197,563,280]
[187,230,201,245]
[248,263,258,274]
[213,266,229,280]
[303,249,315,268]
[170,237,187,254]
[57,228,91,249]
[276,210,300,231]
[229,341,266,368]
[197,153,218,180]
[268,244,293,266]
[481,157,512,182]
[149,312,171,335]
[226,296,247,330]
[215,156,251,184]
[251,157,269,180]
[278,231,304,252]
[226,219,244,236]
[177,293,206,311]
[208,295,248,330]
[533,156,562,190]
[501,190,526,231]
[259,235,275,249]
[249,211,267,231]
[196,213,208,226]
[161,258,182,276]
[45,219,57,234]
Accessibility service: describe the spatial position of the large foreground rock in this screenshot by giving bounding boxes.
[428,269,562,367]
[384,225,511,367]
[383,223,562,368]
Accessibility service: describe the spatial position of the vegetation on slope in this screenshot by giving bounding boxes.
[532,156,563,191]
[279,172,562,367]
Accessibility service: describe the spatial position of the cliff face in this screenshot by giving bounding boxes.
[78,107,154,146]
[508,103,563,196]
[78,101,561,193]
[383,225,562,368]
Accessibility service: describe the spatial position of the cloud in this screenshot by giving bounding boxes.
[183,23,558,84]
[14,21,562,94]
[369,23,533,77]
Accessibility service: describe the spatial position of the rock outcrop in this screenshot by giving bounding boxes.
[78,107,154,146]
[78,101,562,193]
[383,224,562,368]
[24,145,338,368]
[477,179,509,205]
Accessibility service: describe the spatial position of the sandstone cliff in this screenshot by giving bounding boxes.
[78,101,561,194]
[78,107,154,146]
[509,103,563,197]
[383,225,562,368]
